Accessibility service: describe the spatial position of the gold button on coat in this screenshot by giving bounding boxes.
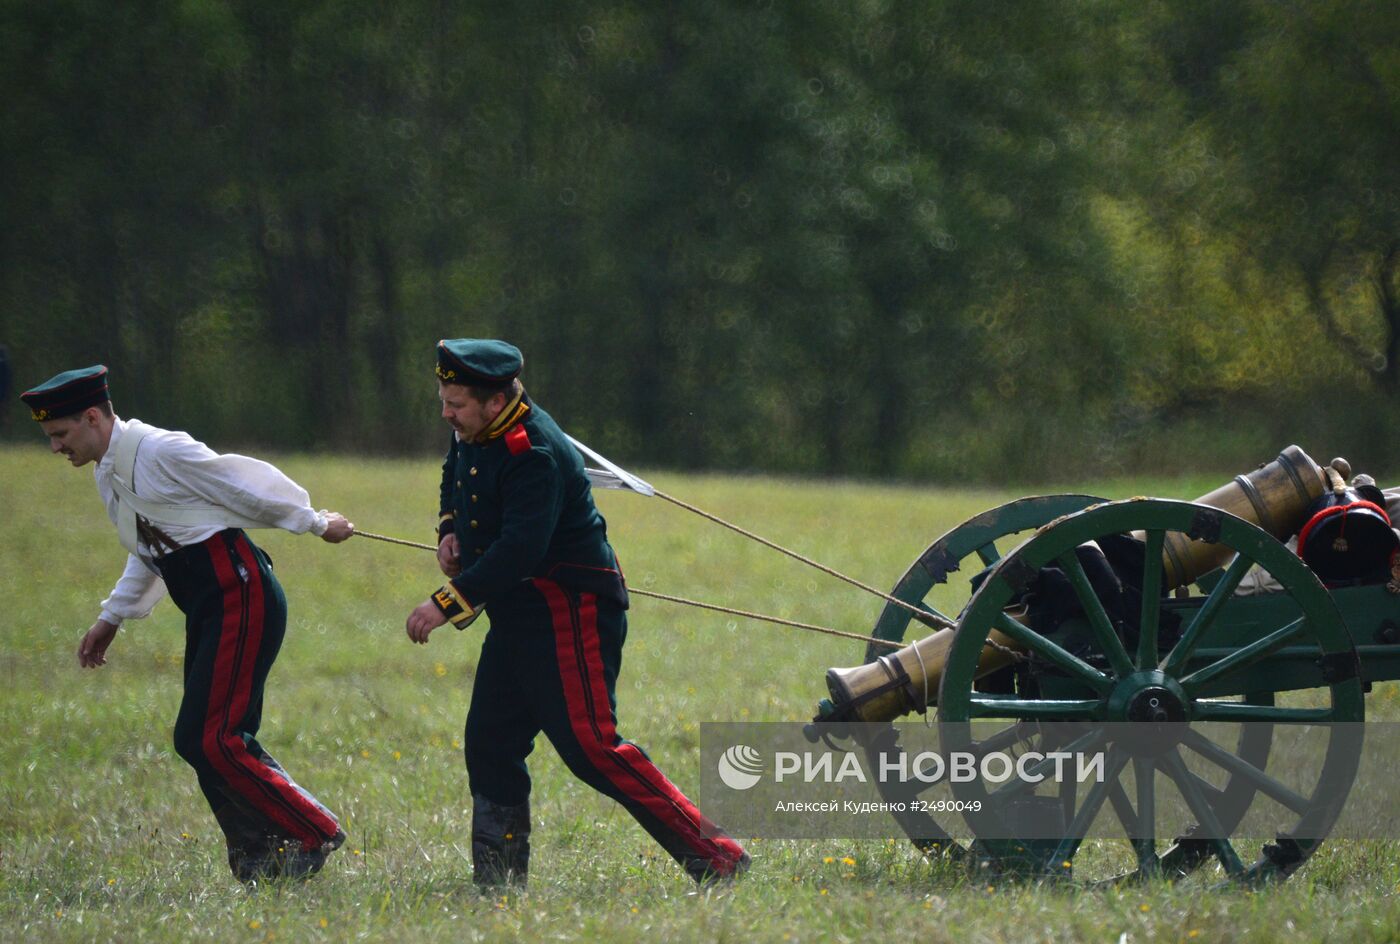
[470,467,478,476]
[471,520,479,528]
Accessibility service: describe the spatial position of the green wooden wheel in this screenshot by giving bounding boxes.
[858,495,1103,857]
[937,498,1364,884]
[862,495,1274,875]
[864,495,1104,662]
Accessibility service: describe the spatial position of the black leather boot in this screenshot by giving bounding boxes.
[271,828,346,880]
[471,795,530,887]
[213,803,277,884]
[214,803,343,883]
[687,847,752,886]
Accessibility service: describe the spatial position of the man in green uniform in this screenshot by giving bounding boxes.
[404,339,749,886]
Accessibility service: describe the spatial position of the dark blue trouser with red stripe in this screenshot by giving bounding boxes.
[464,577,746,880]
[157,529,340,854]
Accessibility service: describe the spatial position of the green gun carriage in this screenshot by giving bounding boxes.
[814,447,1400,884]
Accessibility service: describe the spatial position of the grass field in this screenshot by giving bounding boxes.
[3,445,1400,943]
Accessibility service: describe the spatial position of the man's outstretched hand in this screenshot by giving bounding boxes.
[78,619,118,668]
[320,512,355,543]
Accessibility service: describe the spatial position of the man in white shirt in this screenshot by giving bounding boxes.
[22,365,355,883]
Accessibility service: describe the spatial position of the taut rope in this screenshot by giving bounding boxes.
[638,491,1026,662]
[351,529,904,651]
[648,489,955,633]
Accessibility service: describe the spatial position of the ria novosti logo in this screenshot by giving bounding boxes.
[715,741,1108,789]
[717,744,764,790]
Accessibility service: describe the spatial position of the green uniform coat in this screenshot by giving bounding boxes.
[438,396,627,610]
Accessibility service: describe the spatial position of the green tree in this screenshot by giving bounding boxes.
[1143,1,1400,393]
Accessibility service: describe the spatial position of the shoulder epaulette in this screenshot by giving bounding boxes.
[504,424,531,456]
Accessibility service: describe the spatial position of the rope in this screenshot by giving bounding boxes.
[627,587,903,650]
[648,491,1027,664]
[353,529,438,551]
[350,528,903,650]
[651,488,956,632]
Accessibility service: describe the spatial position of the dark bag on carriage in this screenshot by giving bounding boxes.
[1017,534,1183,659]
[1296,487,1400,588]
[970,536,1182,697]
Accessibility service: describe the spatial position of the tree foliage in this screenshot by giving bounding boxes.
[3,0,1398,480]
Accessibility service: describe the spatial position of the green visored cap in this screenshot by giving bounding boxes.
[20,365,110,421]
[436,339,523,388]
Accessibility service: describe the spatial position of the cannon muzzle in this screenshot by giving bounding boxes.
[823,621,1022,722]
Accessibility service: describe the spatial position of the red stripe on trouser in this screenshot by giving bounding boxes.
[536,579,744,872]
[202,535,337,848]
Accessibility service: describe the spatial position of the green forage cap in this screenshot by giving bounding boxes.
[435,339,523,388]
[21,365,110,421]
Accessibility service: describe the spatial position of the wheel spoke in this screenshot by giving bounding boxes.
[908,600,955,628]
[1132,757,1159,875]
[1180,728,1311,814]
[976,542,1002,567]
[1060,776,1078,834]
[1137,530,1166,669]
[1161,748,1245,876]
[1182,768,1227,806]
[1105,758,1163,877]
[1103,761,1148,840]
[992,611,1114,694]
[1049,748,1131,869]
[1107,775,1135,834]
[1056,549,1135,678]
[989,729,1108,803]
[1193,702,1333,724]
[968,722,1036,759]
[1179,617,1309,695]
[968,697,1101,720]
[1107,776,1139,838]
[1162,554,1255,675]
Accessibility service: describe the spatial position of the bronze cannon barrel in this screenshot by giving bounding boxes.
[823,446,1330,723]
[824,621,1023,724]
[1146,444,1326,590]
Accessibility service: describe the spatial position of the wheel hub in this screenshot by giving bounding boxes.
[1108,671,1190,755]
[1126,685,1186,723]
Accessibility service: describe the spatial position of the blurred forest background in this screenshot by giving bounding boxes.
[2,0,1398,483]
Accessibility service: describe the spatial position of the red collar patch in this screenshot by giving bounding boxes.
[504,424,532,455]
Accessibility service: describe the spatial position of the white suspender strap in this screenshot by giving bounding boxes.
[109,421,265,555]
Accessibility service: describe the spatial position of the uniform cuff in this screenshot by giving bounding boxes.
[310,511,330,536]
[431,583,476,628]
[98,610,125,628]
[437,512,454,541]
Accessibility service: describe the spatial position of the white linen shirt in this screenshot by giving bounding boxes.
[94,417,329,626]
